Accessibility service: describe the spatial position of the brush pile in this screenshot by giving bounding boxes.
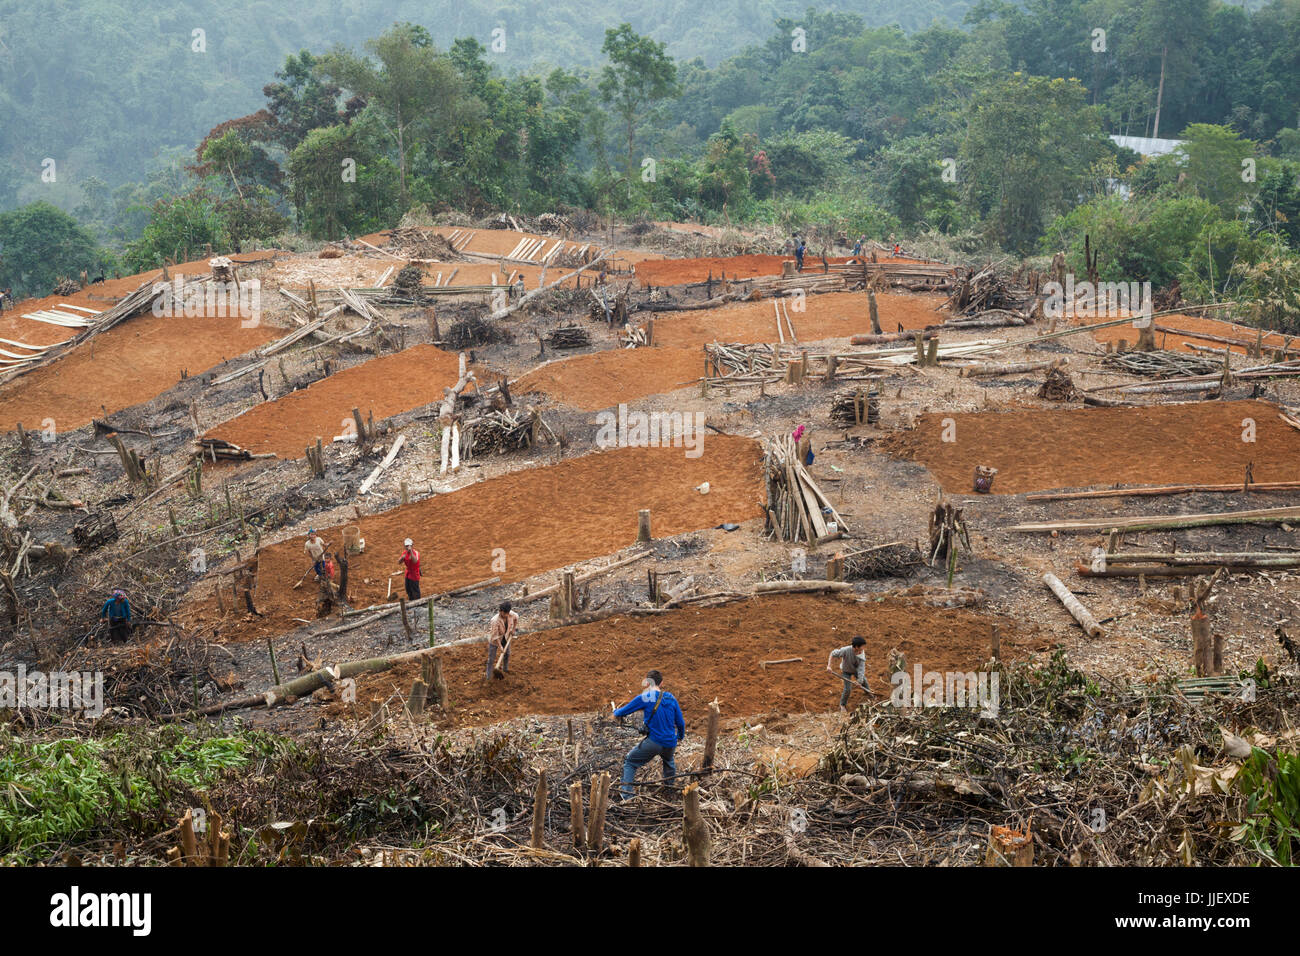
[947,264,1034,316]
[706,343,777,375]
[763,435,849,543]
[392,265,426,299]
[841,541,923,580]
[1100,350,1217,378]
[387,228,463,261]
[444,316,513,350]
[463,407,554,456]
[830,388,880,427]
[544,325,590,349]
[1038,366,1081,401]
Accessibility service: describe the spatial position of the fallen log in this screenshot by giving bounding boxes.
[959,358,1064,378]
[1042,572,1105,638]
[1026,480,1300,502]
[752,580,853,595]
[1105,551,1300,566]
[850,330,936,346]
[1079,564,1267,577]
[358,434,406,495]
[1010,505,1300,534]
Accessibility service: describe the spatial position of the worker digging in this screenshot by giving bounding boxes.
[487,601,518,680]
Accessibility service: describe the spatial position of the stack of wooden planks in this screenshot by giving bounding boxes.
[763,434,849,544]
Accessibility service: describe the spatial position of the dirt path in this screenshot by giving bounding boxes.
[348,594,1044,730]
[195,436,766,642]
[650,291,944,348]
[883,399,1300,494]
[203,345,467,458]
[515,346,704,411]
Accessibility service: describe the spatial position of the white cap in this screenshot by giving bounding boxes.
[404,538,413,547]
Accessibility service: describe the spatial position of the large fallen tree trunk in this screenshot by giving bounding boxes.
[959,358,1064,378]
[1026,480,1300,502]
[1010,505,1300,534]
[1042,572,1105,638]
[1105,551,1300,567]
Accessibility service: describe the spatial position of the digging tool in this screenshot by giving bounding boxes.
[761,657,803,670]
[492,636,511,679]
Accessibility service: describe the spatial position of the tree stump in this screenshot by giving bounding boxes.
[683,782,710,866]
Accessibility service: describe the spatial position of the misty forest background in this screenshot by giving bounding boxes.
[2,0,1299,328]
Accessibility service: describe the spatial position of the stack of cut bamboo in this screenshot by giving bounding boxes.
[763,434,849,544]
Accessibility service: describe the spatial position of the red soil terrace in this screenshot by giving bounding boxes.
[516,346,704,411]
[884,399,1300,495]
[204,345,468,458]
[190,437,766,642]
[0,313,278,433]
[650,291,945,348]
[352,594,1044,730]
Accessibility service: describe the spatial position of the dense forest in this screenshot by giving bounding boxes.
[0,0,975,201]
[2,0,1298,328]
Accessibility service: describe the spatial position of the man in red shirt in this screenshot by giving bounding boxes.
[397,538,421,600]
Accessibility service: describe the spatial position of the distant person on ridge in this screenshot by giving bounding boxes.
[795,237,806,272]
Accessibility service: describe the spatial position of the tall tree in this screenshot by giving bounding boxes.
[319,23,465,203]
[597,24,680,184]
[0,202,103,299]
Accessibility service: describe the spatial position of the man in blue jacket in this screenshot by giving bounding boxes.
[612,670,685,801]
[100,589,132,642]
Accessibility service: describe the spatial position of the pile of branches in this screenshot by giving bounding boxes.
[544,325,590,349]
[841,541,923,580]
[587,286,630,326]
[1100,349,1217,378]
[830,388,880,428]
[392,264,426,299]
[50,276,80,296]
[464,407,555,455]
[480,211,573,237]
[387,227,463,261]
[706,342,777,375]
[524,285,587,317]
[1038,366,1081,401]
[820,654,1300,865]
[947,264,1034,316]
[444,315,513,350]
